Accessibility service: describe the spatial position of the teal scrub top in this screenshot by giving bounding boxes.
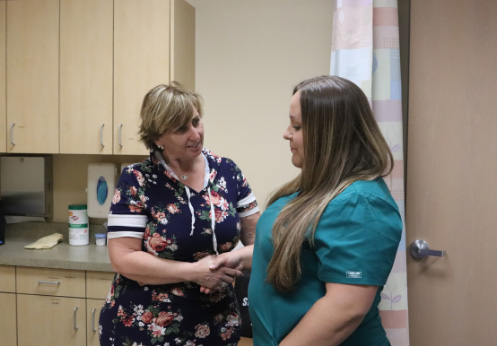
[248,178,402,346]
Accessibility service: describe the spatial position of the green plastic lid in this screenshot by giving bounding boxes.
[69,204,87,210]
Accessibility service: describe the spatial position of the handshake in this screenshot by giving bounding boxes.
[196,251,244,294]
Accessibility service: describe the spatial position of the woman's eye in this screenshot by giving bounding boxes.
[192,118,200,127]
[175,126,187,134]
[292,126,301,131]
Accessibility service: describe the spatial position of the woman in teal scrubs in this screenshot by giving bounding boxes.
[247,75,402,345]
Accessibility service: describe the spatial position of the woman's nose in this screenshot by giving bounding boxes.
[189,126,201,140]
[283,127,291,140]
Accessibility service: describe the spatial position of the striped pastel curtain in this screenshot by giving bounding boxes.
[330,1,409,345]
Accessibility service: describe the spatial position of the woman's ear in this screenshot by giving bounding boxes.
[154,141,164,150]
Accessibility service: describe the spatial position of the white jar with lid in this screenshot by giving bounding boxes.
[68,204,89,246]
[95,233,107,246]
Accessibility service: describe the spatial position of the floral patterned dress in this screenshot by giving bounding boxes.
[99,149,259,346]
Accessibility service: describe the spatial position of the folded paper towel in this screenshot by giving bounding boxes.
[24,233,64,250]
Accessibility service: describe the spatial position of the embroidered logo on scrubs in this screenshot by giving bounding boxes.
[346,271,362,279]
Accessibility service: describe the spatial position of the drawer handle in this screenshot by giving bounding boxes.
[100,123,105,147]
[38,280,61,286]
[74,306,79,331]
[92,308,97,332]
[10,123,15,146]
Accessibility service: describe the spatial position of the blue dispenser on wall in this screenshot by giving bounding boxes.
[87,163,118,219]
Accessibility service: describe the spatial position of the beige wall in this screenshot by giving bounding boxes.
[48,0,333,222]
[189,0,333,208]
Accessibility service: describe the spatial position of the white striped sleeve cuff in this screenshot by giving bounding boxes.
[237,193,256,208]
[107,214,147,239]
[107,231,144,240]
[107,214,147,228]
[238,206,260,218]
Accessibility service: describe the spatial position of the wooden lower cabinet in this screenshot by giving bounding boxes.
[0,266,17,345]
[17,294,86,346]
[86,271,114,300]
[0,265,16,292]
[86,271,114,346]
[12,267,114,346]
[0,292,17,345]
[16,267,85,297]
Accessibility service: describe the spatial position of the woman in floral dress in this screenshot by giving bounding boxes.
[99,83,260,346]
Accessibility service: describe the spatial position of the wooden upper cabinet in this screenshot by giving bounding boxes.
[59,0,113,154]
[4,0,194,155]
[171,0,196,91]
[114,0,171,155]
[114,0,195,155]
[7,0,59,154]
[0,2,6,153]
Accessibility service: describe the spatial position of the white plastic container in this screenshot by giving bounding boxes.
[95,233,107,246]
[68,204,89,246]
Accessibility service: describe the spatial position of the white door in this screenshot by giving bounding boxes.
[406,0,497,345]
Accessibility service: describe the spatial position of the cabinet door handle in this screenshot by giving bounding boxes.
[100,123,105,147]
[10,123,15,146]
[38,280,61,286]
[92,308,97,332]
[118,123,123,148]
[73,306,79,331]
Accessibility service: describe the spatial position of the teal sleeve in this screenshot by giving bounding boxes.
[313,187,402,286]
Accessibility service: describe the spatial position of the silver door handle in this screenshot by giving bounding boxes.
[410,239,445,259]
[10,123,15,146]
[118,123,123,148]
[73,306,79,331]
[92,308,97,332]
[100,123,105,147]
[38,280,61,286]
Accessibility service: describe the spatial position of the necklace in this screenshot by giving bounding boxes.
[180,174,189,181]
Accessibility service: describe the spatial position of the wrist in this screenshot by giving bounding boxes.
[180,261,199,283]
[238,245,254,270]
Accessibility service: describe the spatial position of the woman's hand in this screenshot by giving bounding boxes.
[196,212,259,294]
[211,251,244,271]
[199,251,246,294]
[108,238,241,287]
[192,254,243,292]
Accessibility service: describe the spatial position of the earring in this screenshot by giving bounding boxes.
[157,145,164,150]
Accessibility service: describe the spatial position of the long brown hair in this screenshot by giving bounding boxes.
[266,75,394,292]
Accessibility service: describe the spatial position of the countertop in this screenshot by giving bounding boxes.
[0,222,113,272]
